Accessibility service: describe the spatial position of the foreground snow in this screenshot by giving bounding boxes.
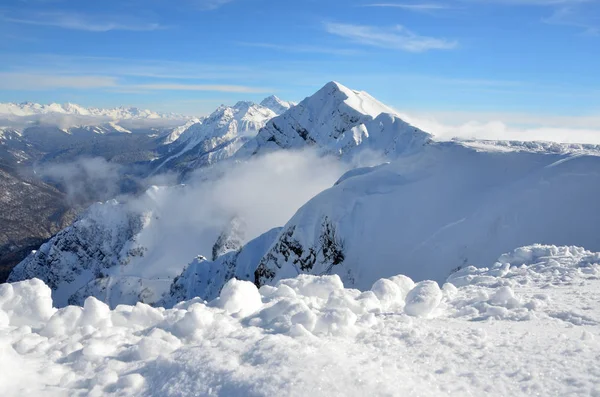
[2,245,600,396]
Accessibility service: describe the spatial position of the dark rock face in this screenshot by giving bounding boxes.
[255,217,344,287]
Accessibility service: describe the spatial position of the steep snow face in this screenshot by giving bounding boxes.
[161,118,203,145]
[153,101,277,173]
[260,95,295,115]
[172,101,276,147]
[255,142,600,290]
[237,81,431,161]
[0,102,184,120]
[2,245,600,396]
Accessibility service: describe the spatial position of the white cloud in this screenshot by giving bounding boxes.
[466,0,598,34]
[0,73,118,90]
[0,11,162,32]
[188,0,234,10]
[470,0,590,4]
[131,83,273,93]
[398,110,600,144]
[363,3,453,10]
[0,72,271,93]
[543,6,599,35]
[324,22,457,52]
[38,157,123,205]
[236,42,362,56]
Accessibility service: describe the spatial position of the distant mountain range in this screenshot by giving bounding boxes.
[0,101,186,121]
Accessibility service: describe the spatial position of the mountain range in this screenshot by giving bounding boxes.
[7,81,600,309]
[0,95,294,281]
[0,102,185,120]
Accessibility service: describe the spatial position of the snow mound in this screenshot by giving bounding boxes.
[2,245,600,396]
[404,280,443,317]
[214,278,262,317]
[0,278,55,328]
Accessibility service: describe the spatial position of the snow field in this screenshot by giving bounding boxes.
[1,244,600,396]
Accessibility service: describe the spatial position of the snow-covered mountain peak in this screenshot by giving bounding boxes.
[236,81,429,159]
[162,118,204,145]
[315,81,398,119]
[232,100,255,110]
[153,100,279,172]
[260,95,295,115]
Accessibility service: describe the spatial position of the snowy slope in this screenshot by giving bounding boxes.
[0,127,22,142]
[236,81,430,161]
[161,118,204,145]
[255,142,600,290]
[2,244,600,396]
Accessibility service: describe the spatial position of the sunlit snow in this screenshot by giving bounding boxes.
[1,245,600,396]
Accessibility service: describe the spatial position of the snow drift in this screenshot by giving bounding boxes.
[1,245,600,396]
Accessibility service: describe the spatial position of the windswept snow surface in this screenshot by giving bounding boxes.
[1,245,600,396]
[256,141,600,290]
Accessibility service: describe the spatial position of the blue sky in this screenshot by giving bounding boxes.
[0,0,598,123]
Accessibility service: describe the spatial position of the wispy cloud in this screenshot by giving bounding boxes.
[131,83,273,93]
[363,3,453,11]
[0,11,162,32]
[467,0,599,34]
[187,0,234,10]
[543,6,599,35]
[469,0,591,4]
[0,73,118,90]
[236,42,362,56]
[0,71,271,93]
[325,22,457,52]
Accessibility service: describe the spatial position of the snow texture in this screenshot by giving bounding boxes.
[1,245,600,396]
